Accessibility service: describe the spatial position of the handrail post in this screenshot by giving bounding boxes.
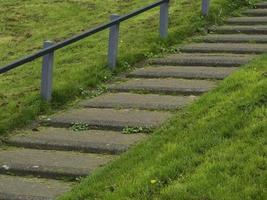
[108,14,120,69]
[159,0,169,38]
[41,41,54,102]
[202,0,210,16]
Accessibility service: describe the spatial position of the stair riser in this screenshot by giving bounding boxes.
[225,21,267,25]
[127,73,226,80]
[0,168,86,181]
[256,5,267,9]
[82,103,182,111]
[180,48,265,54]
[0,193,53,200]
[214,29,267,35]
[41,121,128,131]
[201,38,267,44]
[109,88,208,96]
[243,11,267,16]
[5,140,126,155]
[150,60,245,67]
[41,121,155,132]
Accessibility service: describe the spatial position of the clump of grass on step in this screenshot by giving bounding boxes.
[70,122,90,132]
[122,126,152,134]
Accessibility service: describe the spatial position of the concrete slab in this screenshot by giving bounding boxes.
[109,78,217,95]
[226,17,267,25]
[0,175,71,200]
[7,128,146,154]
[80,92,197,110]
[256,2,267,8]
[128,66,237,79]
[0,148,115,180]
[181,43,267,54]
[243,9,267,16]
[199,34,267,43]
[42,108,171,130]
[150,53,254,67]
[213,25,267,34]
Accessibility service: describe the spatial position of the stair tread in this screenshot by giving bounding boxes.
[0,148,115,179]
[149,53,254,67]
[213,25,267,34]
[7,128,146,154]
[128,66,238,79]
[109,78,217,95]
[81,92,196,110]
[215,25,267,29]
[226,16,267,25]
[256,2,267,8]
[42,108,171,130]
[243,8,267,16]
[199,34,267,43]
[181,43,267,54]
[0,175,71,200]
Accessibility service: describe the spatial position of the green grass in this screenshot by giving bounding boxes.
[0,0,259,135]
[59,54,267,200]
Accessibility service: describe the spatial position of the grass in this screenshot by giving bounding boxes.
[0,0,260,135]
[122,126,153,134]
[59,53,267,200]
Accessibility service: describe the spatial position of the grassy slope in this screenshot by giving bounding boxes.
[0,0,258,134]
[59,53,267,200]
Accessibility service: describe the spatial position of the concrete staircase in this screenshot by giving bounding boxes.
[1,2,267,200]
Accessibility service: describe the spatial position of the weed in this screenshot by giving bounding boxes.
[122,126,152,134]
[70,122,90,132]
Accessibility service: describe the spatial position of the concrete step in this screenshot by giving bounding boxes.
[41,108,171,130]
[243,9,267,16]
[256,2,267,8]
[213,25,267,34]
[149,53,254,67]
[128,66,238,80]
[108,78,217,95]
[0,175,71,200]
[80,92,196,110]
[225,17,267,25]
[199,34,267,43]
[0,148,115,180]
[6,128,146,155]
[180,43,267,54]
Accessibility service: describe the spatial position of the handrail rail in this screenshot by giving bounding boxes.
[0,0,209,102]
[0,0,169,74]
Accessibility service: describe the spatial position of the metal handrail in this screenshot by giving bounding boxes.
[0,0,209,102]
[0,0,168,74]
[202,0,210,16]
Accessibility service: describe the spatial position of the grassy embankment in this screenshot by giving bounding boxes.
[0,0,259,134]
